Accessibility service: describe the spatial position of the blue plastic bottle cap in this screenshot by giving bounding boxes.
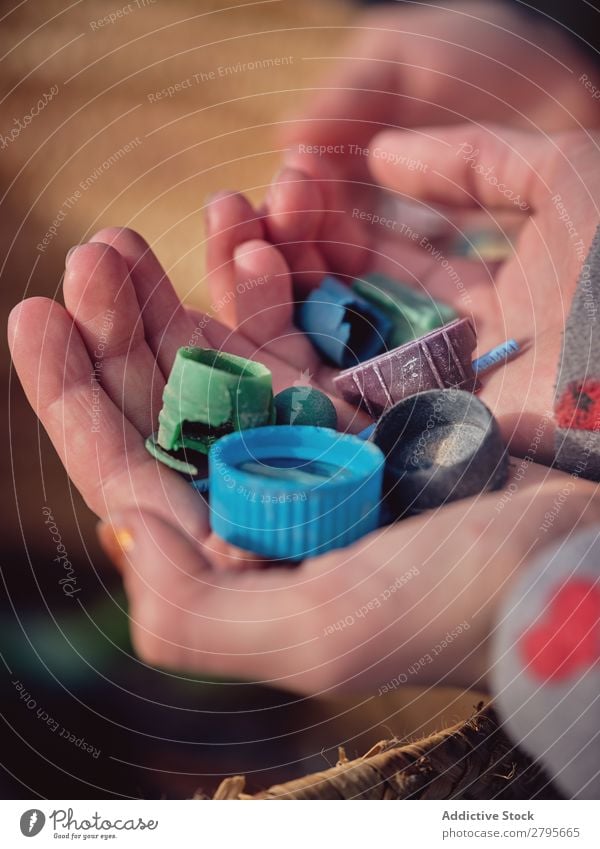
[297,275,392,368]
[209,425,385,560]
[357,423,376,441]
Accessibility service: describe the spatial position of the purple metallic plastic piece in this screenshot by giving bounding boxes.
[333,318,480,417]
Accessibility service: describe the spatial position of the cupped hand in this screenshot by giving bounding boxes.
[269,0,600,281]
[95,462,599,694]
[280,1,600,175]
[10,121,600,692]
[7,227,368,561]
[210,125,600,463]
[367,124,600,460]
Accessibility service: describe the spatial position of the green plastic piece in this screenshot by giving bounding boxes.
[157,348,274,455]
[352,273,457,348]
[274,386,338,429]
[145,431,209,478]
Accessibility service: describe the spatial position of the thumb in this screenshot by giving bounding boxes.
[369,124,558,212]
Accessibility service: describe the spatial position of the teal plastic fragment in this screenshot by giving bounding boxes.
[297,275,392,367]
[157,348,274,455]
[353,273,457,348]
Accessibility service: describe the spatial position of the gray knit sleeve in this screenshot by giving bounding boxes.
[554,224,600,480]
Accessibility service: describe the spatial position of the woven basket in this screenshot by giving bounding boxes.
[199,704,561,800]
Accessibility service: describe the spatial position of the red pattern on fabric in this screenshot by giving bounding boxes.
[555,379,600,430]
[519,580,600,682]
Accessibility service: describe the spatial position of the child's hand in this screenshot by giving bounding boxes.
[367,124,600,460]
[7,228,368,550]
[10,124,600,694]
[281,1,600,175]
[91,463,599,694]
[208,126,600,464]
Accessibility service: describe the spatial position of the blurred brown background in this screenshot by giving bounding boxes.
[1,0,481,798]
[3,0,355,561]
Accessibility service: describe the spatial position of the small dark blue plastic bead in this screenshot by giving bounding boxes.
[274,386,338,428]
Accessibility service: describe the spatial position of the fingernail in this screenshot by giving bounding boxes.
[266,167,296,201]
[283,146,303,164]
[65,245,81,267]
[204,193,221,232]
[271,167,290,185]
[97,521,135,571]
[204,190,237,229]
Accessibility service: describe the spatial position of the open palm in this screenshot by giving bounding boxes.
[212,124,600,464]
[8,227,369,555]
[8,125,600,692]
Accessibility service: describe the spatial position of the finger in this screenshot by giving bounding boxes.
[279,18,398,162]
[264,167,324,242]
[283,150,372,277]
[371,235,491,299]
[281,67,394,156]
[262,167,328,292]
[368,236,500,344]
[89,226,199,373]
[205,191,264,327]
[8,298,208,538]
[369,124,557,211]
[231,238,321,372]
[63,243,164,436]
